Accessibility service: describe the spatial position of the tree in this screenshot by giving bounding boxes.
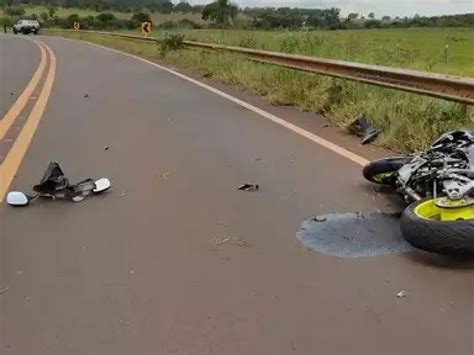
[368,12,375,19]
[157,1,174,14]
[40,12,49,21]
[347,13,358,20]
[202,0,238,26]
[47,6,57,19]
[382,15,391,21]
[131,12,150,23]
[192,5,204,14]
[174,1,192,13]
[322,7,340,29]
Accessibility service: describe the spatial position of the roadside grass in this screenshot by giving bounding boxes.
[148,28,474,77]
[47,30,473,153]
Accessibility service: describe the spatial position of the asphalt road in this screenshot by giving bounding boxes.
[0,36,40,118]
[0,35,473,355]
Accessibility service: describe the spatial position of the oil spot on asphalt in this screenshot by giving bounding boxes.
[296,212,415,258]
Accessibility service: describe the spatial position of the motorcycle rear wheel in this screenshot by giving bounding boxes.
[363,157,411,186]
[401,198,474,254]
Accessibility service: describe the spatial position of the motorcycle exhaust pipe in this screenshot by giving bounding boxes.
[404,187,422,202]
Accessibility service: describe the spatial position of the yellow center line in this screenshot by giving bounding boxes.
[0,41,47,140]
[0,41,57,202]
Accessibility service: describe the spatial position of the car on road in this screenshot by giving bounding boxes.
[13,20,40,35]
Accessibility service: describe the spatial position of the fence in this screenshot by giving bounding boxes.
[55,30,474,106]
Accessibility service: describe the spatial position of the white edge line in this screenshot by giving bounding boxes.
[47,35,370,167]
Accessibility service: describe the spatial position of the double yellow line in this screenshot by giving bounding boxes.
[0,39,57,202]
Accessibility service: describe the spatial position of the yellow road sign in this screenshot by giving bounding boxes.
[141,21,152,37]
[73,22,80,30]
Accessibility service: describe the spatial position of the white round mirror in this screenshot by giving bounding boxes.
[6,192,29,206]
[93,178,111,193]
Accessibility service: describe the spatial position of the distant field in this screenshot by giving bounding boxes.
[0,5,210,24]
[153,28,474,77]
[6,7,472,76]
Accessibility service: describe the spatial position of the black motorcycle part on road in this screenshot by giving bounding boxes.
[401,200,474,255]
[363,157,411,186]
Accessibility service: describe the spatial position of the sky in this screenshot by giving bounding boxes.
[189,0,474,17]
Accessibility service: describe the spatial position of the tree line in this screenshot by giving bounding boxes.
[1,0,473,30]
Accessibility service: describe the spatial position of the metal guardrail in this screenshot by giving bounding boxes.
[56,30,474,105]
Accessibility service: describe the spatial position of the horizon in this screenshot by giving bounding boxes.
[188,0,474,18]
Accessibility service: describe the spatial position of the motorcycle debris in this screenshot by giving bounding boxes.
[159,172,171,182]
[215,236,253,248]
[7,162,111,207]
[238,183,259,192]
[348,115,379,145]
[396,290,408,298]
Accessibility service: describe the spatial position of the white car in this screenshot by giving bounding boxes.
[13,19,40,35]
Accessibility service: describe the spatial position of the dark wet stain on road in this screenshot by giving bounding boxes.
[297,213,415,258]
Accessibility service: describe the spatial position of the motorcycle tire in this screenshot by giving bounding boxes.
[363,157,411,186]
[400,198,474,255]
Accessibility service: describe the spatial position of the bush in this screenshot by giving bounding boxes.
[96,13,116,23]
[159,21,176,29]
[126,19,140,30]
[131,12,150,23]
[177,18,201,29]
[4,6,25,17]
[68,14,80,22]
[159,33,184,56]
[0,16,13,27]
[105,18,130,29]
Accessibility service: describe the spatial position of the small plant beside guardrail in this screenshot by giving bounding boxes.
[159,33,185,56]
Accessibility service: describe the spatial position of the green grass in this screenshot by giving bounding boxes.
[151,28,474,77]
[46,30,473,153]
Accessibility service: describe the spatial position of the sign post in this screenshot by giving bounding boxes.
[141,21,152,37]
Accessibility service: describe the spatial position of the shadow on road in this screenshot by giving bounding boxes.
[405,251,474,270]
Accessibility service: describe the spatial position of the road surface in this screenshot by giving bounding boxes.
[0,35,472,355]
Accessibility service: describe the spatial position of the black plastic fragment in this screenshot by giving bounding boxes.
[348,115,379,145]
[238,183,260,192]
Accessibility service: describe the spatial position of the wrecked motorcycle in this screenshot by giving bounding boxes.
[6,162,111,206]
[363,130,474,254]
